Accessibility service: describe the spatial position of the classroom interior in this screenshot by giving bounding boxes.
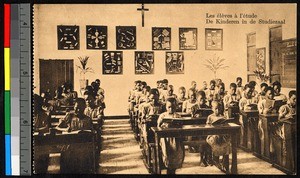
[33,4,296,175]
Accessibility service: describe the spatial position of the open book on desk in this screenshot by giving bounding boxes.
[211,117,235,126]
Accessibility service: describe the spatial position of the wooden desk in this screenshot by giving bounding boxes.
[151,123,240,174]
[34,131,97,173]
[240,110,259,152]
[228,106,239,123]
[141,116,207,173]
[177,112,192,117]
[271,119,296,175]
[258,113,278,162]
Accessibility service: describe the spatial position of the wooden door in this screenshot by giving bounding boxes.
[247,32,256,82]
[39,59,74,97]
[269,26,282,83]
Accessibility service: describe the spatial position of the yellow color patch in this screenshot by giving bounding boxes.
[4,48,10,90]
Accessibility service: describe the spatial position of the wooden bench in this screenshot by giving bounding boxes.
[239,110,259,152]
[151,123,240,174]
[34,131,97,173]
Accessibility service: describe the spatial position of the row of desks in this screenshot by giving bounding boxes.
[240,110,296,175]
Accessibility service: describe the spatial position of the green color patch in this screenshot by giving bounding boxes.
[5,91,11,134]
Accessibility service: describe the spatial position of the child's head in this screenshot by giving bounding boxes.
[260,83,268,95]
[178,86,186,98]
[135,80,142,90]
[265,86,275,100]
[272,81,282,95]
[216,79,222,86]
[74,98,86,114]
[236,77,242,87]
[143,86,151,96]
[83,91,95,107]
[148,88,159,104]
[156,80,161,88]
[188,89,196,101]
[167,85,174,95]
[95,79,101,86]
[244,84,253,99]
[141,81,147,90]
[229,83,237,95]
[166,98,177,115]
[203,81,207,88]
[196,91,206,105]
[248,81,257,91]
[162,79,168,89]
[191,81,197,89]
[211,101,220,116]
[288,90,296,107]
[218,82,225,94]
[209,80,216,90]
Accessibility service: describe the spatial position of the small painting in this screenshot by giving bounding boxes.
[166,52,184,74]
[102,51,123,74]
[205,28,223,50]
[135,51,154,74]
[179,28,197,50]
[116,26,136,49]
[57,25,79,50]
[86,25,107,49]
[152,27,171,50]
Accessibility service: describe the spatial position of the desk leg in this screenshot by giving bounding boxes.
[231,133,238,174]
[154,133,161,174]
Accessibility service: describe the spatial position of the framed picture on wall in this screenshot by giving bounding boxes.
[152,27,171,50]
[57,25,80,50]
[102,51,123,74]
[86,25,107,49]
[256,47,266,71]
[135,51,154,74]
[179,28,197,50]
[205,28,223,50]
[116,26,136,50]
[166,52,184,74]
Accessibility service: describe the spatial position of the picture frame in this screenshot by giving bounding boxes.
[135,51,154,74]
[116,26,136,50]
[166,51,184,74]
[57,25,80,50]
[205,28,223,50]
[86,25,108,50]
[102,51,123,75]
[179,28,197,50]
[256,47,266,71]
[152,27,171,50]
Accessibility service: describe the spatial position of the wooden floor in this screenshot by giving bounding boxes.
[47,118,286,174]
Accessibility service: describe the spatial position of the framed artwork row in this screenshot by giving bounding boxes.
[57,25,223,51]
[100,51,184,75]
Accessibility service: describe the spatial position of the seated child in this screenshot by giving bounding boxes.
[56,98,94,173]
[272,81,288,103]
[200,81,208,92]
[157,98,185,174]
[206,101,230,170]
[236,77,243,97]
[223,83,241,119]
[205,80,216,107]
[239,84,258,111]
[176,86,187,112]
[257,82,268,103]
[213,82,226,115]
[191,91,210,117]
[182,89,197,114]
[248,81,259,99]
[189,91,210,155]
[34,94,51,173]
[161,85,177,104]
[278,90,296,122]
[190,81,198,93]
[258,86,277,114]
[159,79,169,102]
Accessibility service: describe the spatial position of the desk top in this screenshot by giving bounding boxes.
[259,113,279,117]
[177,112,192,117]
[151,123,240,137]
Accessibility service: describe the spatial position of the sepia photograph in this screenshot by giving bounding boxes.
[33,3,296,175]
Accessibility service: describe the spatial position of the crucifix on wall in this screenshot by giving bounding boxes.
[137,3,149,27]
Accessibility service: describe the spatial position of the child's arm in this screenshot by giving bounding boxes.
[278,105,288,121]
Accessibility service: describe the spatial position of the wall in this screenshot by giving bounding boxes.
[33,4,297,116]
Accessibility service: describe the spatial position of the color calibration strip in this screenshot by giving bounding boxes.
[4,3,12,176]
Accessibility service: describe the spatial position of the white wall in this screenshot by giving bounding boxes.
[33,4,296,116]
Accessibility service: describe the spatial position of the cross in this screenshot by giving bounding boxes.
[137,3,149,27]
